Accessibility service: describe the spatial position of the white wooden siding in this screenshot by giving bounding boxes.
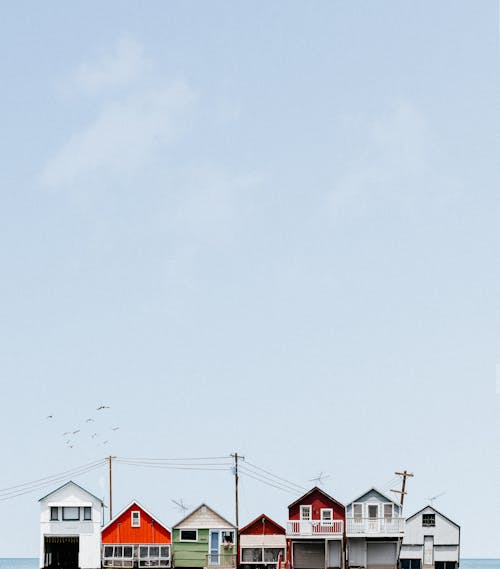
[175,505,235,530]
[240,535,286,548]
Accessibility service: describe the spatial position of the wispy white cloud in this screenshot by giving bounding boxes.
[41,39,195,190]
[72,38,152,95]
[41,82,194,189]
[330,102,437,217]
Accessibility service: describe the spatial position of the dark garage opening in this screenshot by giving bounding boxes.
[44,536,79,569]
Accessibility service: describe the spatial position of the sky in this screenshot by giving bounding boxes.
[0,0,499,559]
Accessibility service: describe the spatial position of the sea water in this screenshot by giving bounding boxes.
[0,561,497,569]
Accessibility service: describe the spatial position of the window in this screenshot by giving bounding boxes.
[401,561,421,569]
[353,504,363,519]
[62,507,80,521]
[321,509,333,522]
[383,504,393,519]
[264,549,284,563]
[241,548,284,564]
[222,530,234,545]
[131,511,141,527]
[50,507,59,521]
[242,548,263,563]
[139,544,170,567]
[103,545,134,568]
[83,507,92,521]
[180,529,198,541]
[422,514,435,527]
[300,505,311,520]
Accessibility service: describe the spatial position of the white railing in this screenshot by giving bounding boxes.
[346,517,404,534]
[286,519,343,537]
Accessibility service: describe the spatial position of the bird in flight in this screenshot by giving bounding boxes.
[86,418,95,423]
[72,429,80,434]
[97,405,110,411]
[111,426,120,431]
[91,433,99,439]
[45,415,54,420]
[62,432,71,436]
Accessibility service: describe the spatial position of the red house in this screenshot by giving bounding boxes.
[101,501,172,568]
[286,487,346,569]
[239,515,287,569]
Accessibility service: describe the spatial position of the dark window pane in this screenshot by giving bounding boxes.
[83,507,92,521]
[62,507,80,521]
[104,546,113,558]
[180,530,197,541]
[50,507,58,521]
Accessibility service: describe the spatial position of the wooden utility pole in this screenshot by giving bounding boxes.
[391,470,414,507]
[231,452,244,528]
[108,455,116,521]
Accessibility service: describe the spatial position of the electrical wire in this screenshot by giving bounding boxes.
[0,461,106,501]
[239,468,301,495]
[242,460,306,491]
[239,465,304,494]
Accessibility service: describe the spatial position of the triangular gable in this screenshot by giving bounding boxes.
[38,480,103,504]
[239,514,285,535]
[288,487,344,511]
[347,487,400,507]
[102,500,170,533]
[406,505,460,529]
[174,503,236,529]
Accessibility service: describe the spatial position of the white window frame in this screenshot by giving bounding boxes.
[103,544,134,568]
[300,505,312,520]
[240,547,285,565]
[320,508,333,523]
[179,529,198,542]
[62,506,80,521]
[138,544,171,568]
[131,510,141,527]
[83,506,92,521]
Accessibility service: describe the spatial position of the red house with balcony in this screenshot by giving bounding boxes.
[101,501,172,568]
[287,487,345,569]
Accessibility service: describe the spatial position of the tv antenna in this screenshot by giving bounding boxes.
[172,499,191,513]
[309,472,331,486]
[428,492,446,505]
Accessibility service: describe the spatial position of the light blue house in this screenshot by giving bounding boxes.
[346,488,404,569]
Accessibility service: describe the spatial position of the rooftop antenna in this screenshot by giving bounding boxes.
[309,472,331,486]
[172,499,191,513]
[428,492,446,506]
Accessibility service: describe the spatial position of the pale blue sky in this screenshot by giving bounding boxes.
[1,0,499,558]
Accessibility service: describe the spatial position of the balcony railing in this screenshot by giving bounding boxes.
[286,519,344,537]
[205,554,237,569]
[346,517,404,535]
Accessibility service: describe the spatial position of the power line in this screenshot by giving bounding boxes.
[240,465,305,494]
[243,460,306,491]
[117,456,231,462]
[239,467,302,495]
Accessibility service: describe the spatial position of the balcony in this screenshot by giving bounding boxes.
[205,554,237,569]
[286,520,344,538]
[346,517,404,536]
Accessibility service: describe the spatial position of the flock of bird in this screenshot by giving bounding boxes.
[44,405,120,449]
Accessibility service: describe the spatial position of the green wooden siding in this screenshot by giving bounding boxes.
[172,529,236,568]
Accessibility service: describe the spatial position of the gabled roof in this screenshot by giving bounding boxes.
[38,480,103,504]
[346,487,400,507]
[173,503,236,529]
[406,505,460,529]
[239,514,285,535]
[102,500,170,533]
[288,486,345,510]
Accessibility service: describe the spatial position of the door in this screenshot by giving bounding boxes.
[423,537,434,566]
[210,530,220,565]
[367,504,379,532]
[293,542,325,569]
[300,505,313,535]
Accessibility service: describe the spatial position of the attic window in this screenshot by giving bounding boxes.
[131,511,141,527]
[62,507,80,521]
[422,514,435,527]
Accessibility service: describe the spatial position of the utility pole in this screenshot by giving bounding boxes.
[391,470,414,507]
[108,455,116,521]
[231,452,244,528]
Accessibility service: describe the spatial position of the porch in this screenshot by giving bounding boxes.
[286,520,344,538]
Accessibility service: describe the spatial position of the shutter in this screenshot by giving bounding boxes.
[293,543,325,569]
[367,542,397,568]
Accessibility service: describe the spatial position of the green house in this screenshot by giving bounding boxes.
[172,504,237,569]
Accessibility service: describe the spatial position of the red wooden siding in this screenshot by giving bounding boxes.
[239,514,285,536]
[102,502,171,544]
[288,488,345,521]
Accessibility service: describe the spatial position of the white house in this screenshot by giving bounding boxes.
[400,506,460,569]
[346,488,404,569]
[39,480,104,569]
